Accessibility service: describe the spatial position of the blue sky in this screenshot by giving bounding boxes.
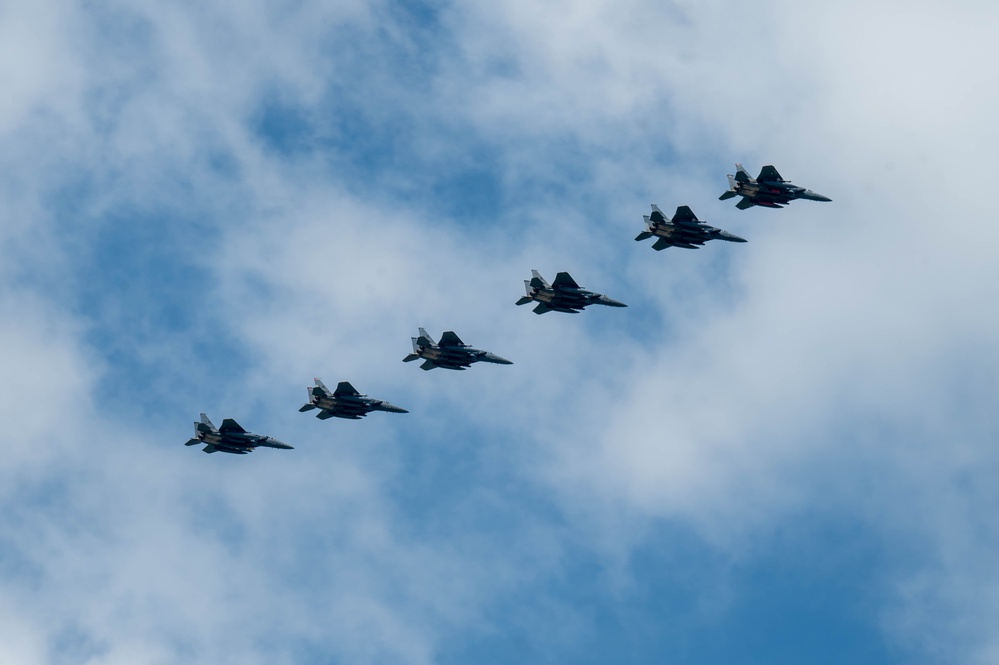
[3,1,999,663]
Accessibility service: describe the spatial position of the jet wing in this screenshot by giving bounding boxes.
[672,206,700,225]
[552,272,579,289]
[654,236,703,250]
[219,419,247,434]
[439,331,465,347]
[757,165,784,182]
[334,381,359,397]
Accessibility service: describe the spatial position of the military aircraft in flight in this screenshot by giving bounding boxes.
[719,164,832,209]
[403,328,513,370]
[184,414,293,454]
[636,204,747,250]
[299,378,408,420]
[516,270,627,314]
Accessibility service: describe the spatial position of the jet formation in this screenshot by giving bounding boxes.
[719,164,832,209]
[516,270,627,314]
[636,204,746,250]
[403,328,513,370]
[186,162,828,455]
[299,378,408,420]
[185,413,293,454]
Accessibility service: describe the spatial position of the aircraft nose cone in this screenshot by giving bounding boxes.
[485,353,513,365]
[381,403,409,414]
[601,297,628,308]
[805,190,832,202]
[271,439,294,449]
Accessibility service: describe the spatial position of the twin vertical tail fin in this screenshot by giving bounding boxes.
[635,213,655,242]
[196,413,218,435]
[733,164,752,183]
[404,328,432,361]
[719,175,739,200]
[529,270,551,290]
[299,387,318,411]
[516,279,535,305]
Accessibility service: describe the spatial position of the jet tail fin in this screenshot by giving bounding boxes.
[734,164,752,183]
[649,204,668,224]
[199,413,217,432]
[529,270,551,289]
[719,175,738,199]
[636,215,654,241]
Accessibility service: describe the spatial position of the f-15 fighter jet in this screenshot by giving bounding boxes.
[636,204,746,250]
[299,378,408,420]
[403,328,513,370]
[719,164,832,209]
[516,270,627,314]
[184,414,293,454]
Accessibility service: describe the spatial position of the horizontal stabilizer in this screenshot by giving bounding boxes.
[635,231,653,241]
[402,353,420,362]
[652,237,672,251]
[719,190,737,200]
[317,411,336,420]
[533,302,552,315]
[202,445,218,454]
[299,404,317,412]
[420,359,438,371]
[184,438,201,446]
[736,197,756,210]
[516,296,534,306]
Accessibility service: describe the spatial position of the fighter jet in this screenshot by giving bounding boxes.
[184,413,293,454]
[636,204,747,250]
[516,270,627,314]
[403,328,513,370]
[719,164,832,209]
[299,378,408,420]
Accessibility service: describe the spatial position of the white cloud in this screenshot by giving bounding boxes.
[3,0,999,662]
